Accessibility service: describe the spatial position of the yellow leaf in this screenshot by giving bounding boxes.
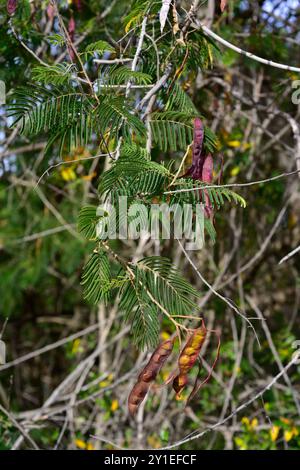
[284,429,294,442]
[111,399,119,412]
[125,14,141,33]
[75,439,86,449]
[270,425,280,442]
[86,443,95,451]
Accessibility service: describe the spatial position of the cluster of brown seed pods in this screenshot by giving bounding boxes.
[128,320,220,417]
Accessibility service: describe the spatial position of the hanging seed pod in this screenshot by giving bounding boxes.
[128,339,174,417]
[46,3,54,20]
[187,328,221,403]
[201,153,214,220]
[185,117,205,180]
[220,0,228,12]
[68,16,76,42]
[7,0,17,15]
[173,323,207,398]
[68,16,76,61]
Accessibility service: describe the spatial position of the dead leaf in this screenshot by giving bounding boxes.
[172,4,179,35]
[159,0,172,33]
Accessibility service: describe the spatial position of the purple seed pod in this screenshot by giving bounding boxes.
[202,153,213,184]
[7,0,18,16]
[185,118,205,180]
[68,16,76,42]
[201,153,214,220]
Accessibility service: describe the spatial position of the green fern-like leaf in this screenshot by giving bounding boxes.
[82,40,115,60]
[97,65,152,88]
[165,83,197,113]
[32,64,74,86]
[78,205,100,240]
[8,85,94,155]
[95,95,146,142]
[150,111,195,152]
[120,274,160,350]
[170,179,247,209]
[81,250,112,304]
[137,256,200,316]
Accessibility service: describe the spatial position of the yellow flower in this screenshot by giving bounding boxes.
[98,380,110,388]
[99,373,114,388]
[71,339,81,355]
[284,427,299,442]
[284,429,294,442]
[270,425,280,442]
[111,399,119,412]
[235,437,247,450]
[241,417,250,427]
[161,331,170,341]
[86,443,95,451]
[61,167,76,182]
[75,439,86,450]
[251,418,258,430]
[230,166,240,177]
[227,140,241,148]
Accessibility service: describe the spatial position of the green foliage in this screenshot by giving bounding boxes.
[81,249,112,304]
[6,0,245,354]
[32,63,74,86]
[119,256,199,349]
[97,65,153,87]
[77,205,99,240]
[8,85,94,154]
[149,111,218,153]
[82,40,115,60]
[94,95,146,142]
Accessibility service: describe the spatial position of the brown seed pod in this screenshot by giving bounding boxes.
[128,339,174,417]
[172,323,207,398]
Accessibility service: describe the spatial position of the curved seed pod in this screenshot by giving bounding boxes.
[220,0,228,13]
[187,329,221,403]
[7,0,18,15]
[68,16,76,61]
[201,153,214,220]
[185,118,205,180]
[128,339,174,417]
[172,323,207,398]
[46,4,54,20]
[68,16,76,41]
